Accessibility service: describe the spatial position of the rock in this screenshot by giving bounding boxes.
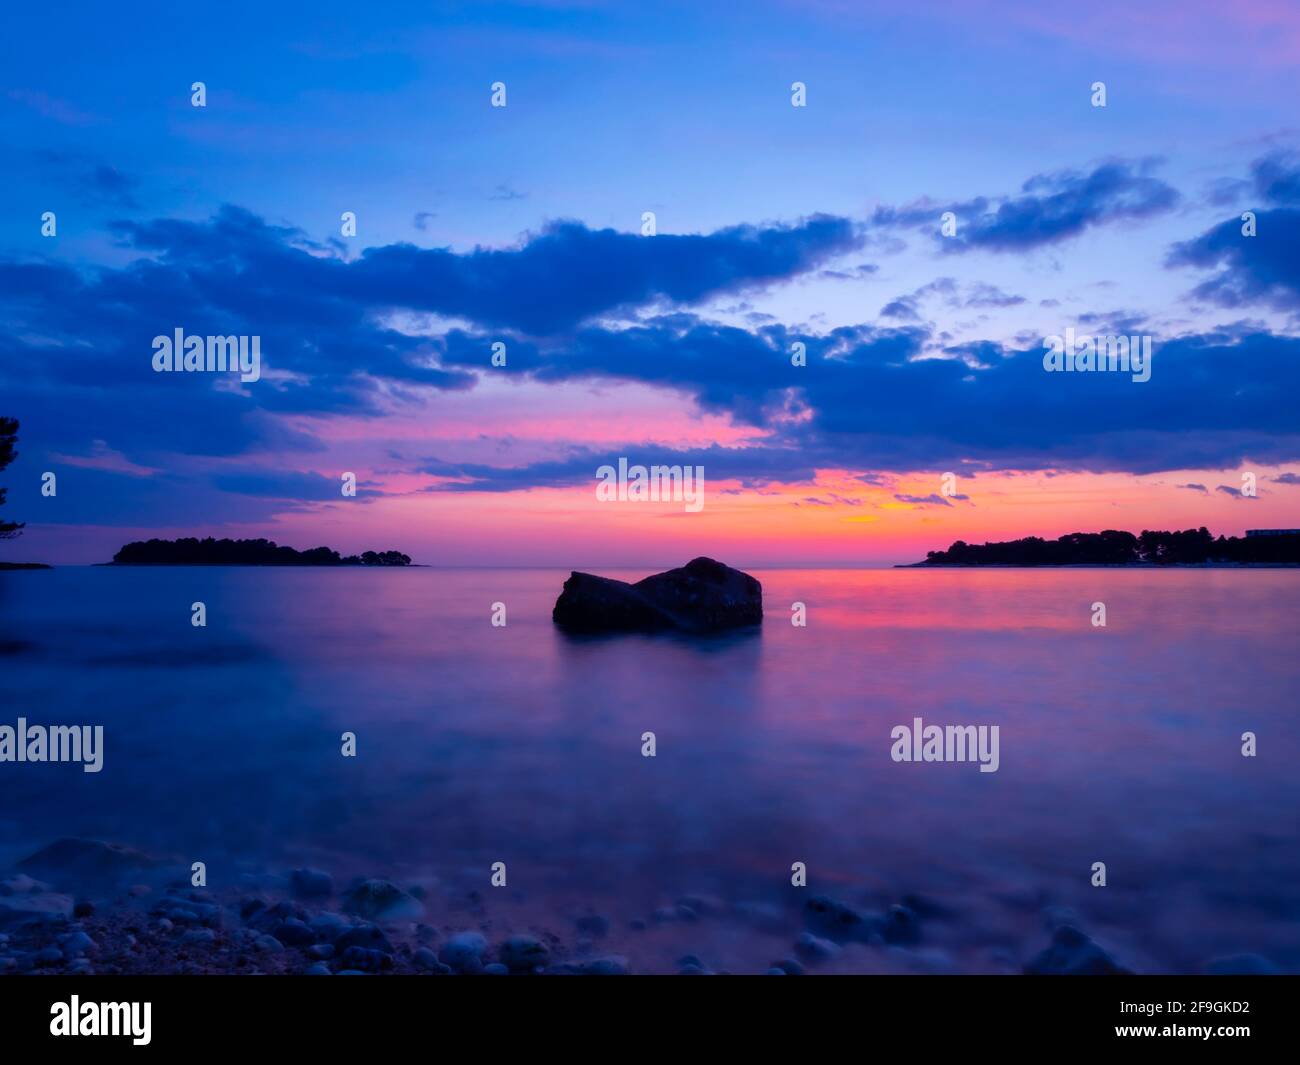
[677,963,709,975]
[677,954,705,969]
[305,962,332,976]
[484,963,509,975]
[552,558,763,634]
[33,944,63,966]
[340,946,393,972]
[0,874,49,895]
[18,838,157,888]
[441,931,488,974]
[180,928,216,947]
[59,931,96,957]
[341,879,423,921]
[290,868,334,900]
[577,956,628,976]
[308,912,349,942]
[772,958,805,976]
[72,901,95,919]
[794,932,840,961]
[273,918,315,946]
[412,947,441,971]
[68,958,93,974]
[335,924,394,954]
[804,895,876,943]
[882,904,921,945]
[156,917,173,932]
[1024,926,1132,975]
[1203,953,1281,976]
[253,934,284,953]
[0,891,74,929]
[499,934,549,973]
[765,967,786,975]
[306,943,335,961]
[899,893,955,921]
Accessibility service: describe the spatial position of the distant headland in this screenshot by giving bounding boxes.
[108,537,412,566]
[904,528,1300,567]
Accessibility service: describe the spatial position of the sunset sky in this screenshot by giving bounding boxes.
[2,0,1298,566]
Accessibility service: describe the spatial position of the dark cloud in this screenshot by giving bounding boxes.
[873,160,1179,253]
[894,493,952,507]
[35,150,140,208]
[438,319,1300,478]
[1167,150,1300,309]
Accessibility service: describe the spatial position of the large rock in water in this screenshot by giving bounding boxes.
[552,557,762,634]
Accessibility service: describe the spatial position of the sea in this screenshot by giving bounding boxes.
[2,565,1297,973]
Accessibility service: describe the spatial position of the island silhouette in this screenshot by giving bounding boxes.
[906,528,1300,566]
[108,537,412,566]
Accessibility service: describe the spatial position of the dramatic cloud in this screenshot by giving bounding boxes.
[438,319,1300,478]
[115,206,862,336]
[873,160,1179,252]
[1167,150,1300,309]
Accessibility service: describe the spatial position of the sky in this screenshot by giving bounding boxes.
[1,0,1299,566]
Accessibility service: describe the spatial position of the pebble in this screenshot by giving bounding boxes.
[335,924,394,954]
[342,879,422,921]
[440,931,488,974]
[306,943,335,961]
[273,918,315,946]
[59,931,96,957]
[1024,925,1130,976]
[180,928,216,947]
[483,962,509,976]
[253,934,284,953]
[34,945,63,966]
[804,895,874,943]
[1204,953,1280,976]
[794,932,839,961]
[305,962,332,975]
[499,934,549,973]
[882,904,921,946]
[575,956,628,975]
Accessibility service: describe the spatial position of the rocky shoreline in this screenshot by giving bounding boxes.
[0,838,1283,976]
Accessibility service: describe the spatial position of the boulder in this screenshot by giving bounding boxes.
[552,558,762,634]
[18,838,157,889]
[1024,925,1132,975]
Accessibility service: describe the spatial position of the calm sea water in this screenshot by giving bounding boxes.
[2,566,1297,973]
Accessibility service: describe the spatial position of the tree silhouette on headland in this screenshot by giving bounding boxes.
[0,417,23,540]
